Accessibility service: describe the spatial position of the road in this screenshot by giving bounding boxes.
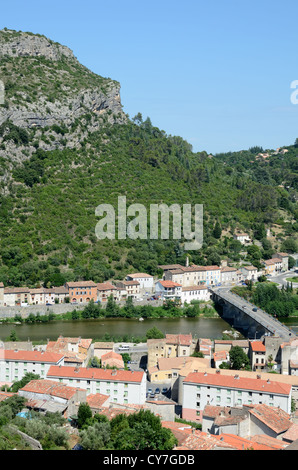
[212,286,296,341]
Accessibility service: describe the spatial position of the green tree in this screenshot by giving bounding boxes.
[77,403,92,429]
[146,327,165,339]
[229,346,250,370]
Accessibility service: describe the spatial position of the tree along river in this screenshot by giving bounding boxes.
[0,316,238,343]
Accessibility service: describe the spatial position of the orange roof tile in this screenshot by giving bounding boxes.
[47,366,144,383]
[183,371,292,395]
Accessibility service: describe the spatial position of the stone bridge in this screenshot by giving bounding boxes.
[211,287,296,341]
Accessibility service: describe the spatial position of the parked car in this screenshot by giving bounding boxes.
[154,388,160,395]
[252,307,257,312]
[162,387,168,394]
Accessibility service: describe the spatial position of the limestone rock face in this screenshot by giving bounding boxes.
[0,29,75,61]
[0,29,126,165]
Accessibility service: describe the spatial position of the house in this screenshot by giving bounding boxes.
[113,280,140,299]
[233,233,251,245]
[46,336,92,368]
[18,379,87,418]
[214,339,249,356]
[198,339,213,360]
[155,280,182,300]
[182,370,292,422]
[181,285,210,304]
[46,366,147,405]
[220,266,238,285]
[249,340,266,371]
[54,286,69,303]
[274,253,289,272]
[4,287,30,306]
[101,351,124,369]
[65,281,98,304]
[97,282,118,302]
[239,265,258,281]
[86,393,110,414]
[43,288,56,305]
[202,266,221,286]
[202,404,291,446]
[93,342,114,361]
[28,288,45,305]
[213,350,229,369]
[263,258,283,275]
[126,273,154,292]
[164,265,207,287]
[147,334,195,369]
[0,349,65,384]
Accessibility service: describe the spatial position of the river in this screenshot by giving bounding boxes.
[0,316,236,343]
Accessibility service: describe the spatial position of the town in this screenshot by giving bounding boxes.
[1,250,298,450]
[0,250,292,308]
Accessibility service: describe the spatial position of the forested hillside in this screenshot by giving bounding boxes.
[0,29,297,287]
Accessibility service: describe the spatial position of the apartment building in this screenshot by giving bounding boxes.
[126,273,154,292]
[181,285,210,304]
[66,281,98,303]
[0,349,65,384]
[46,366,146,405]
[182,371,292,422]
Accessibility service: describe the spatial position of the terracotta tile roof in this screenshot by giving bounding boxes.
[97,282,117,291]
[4,287,30,293]
[101,351,123,361]
[0,391,15,402]
[281,423,298,442]
[120,280,140,286]
[1,349,64,363]
[165,333,192,346]
[159,280,182,288]
[126,273,153,278]
[214,433,275,450]
[250,341,266,352]
[47,366,144,383]
[246,403,292,434]
[182,285,208,291]
[66,281,97,288]
[86,393,110,409]
[19,379,84,399]
[183,371,292,395]
[158,264,184,270]
[249,434,288,449]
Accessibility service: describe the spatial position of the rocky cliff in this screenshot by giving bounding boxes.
[0,29,126,166]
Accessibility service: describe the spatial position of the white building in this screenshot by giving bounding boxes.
[233,233,251,245]
[220,266,238,285]
[126,273,154,292]
[202,266,221,286]
[240,266,259,281]
[155,280,182,300]
[46,365,147,405]
[0,349,65,384]
[182,371,292,423]
[181,285,210,304]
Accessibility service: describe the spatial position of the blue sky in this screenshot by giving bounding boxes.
[1,0,298,153]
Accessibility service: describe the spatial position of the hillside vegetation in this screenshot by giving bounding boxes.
[0,29,297,287]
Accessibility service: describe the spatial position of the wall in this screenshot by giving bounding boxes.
[0,302,83,319]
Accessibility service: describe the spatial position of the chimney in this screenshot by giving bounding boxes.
[257,375,261,379]
[186,256,189,267]
[234,374,239,379]
[216,369,220,374]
